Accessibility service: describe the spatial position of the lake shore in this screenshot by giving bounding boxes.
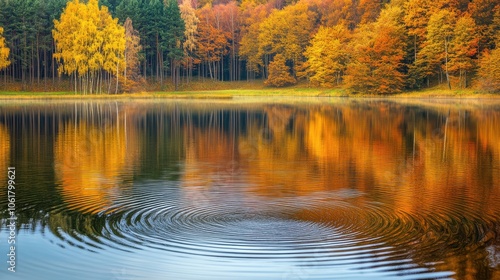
[0,85,499,100]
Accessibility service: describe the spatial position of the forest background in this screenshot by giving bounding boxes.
[0,0,499,95]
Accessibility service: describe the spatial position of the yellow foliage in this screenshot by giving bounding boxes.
[258,2,316,70]
[180,0,199,54]
[239,2,272,73]
[304,25,350,87]
[53,0,125,94]
[0,27,10,70]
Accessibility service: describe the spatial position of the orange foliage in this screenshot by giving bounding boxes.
[177,103,500,235]
[344,5,406,94]
[264,54,296,87]
[196,5,230,65]
[478,47,500,92]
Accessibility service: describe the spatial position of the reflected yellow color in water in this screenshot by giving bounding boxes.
[0,125,9,188]
[54,118,139,214]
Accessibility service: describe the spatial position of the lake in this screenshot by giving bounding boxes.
[0,98,499,279]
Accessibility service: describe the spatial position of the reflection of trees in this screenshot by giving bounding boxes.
[54,107,140,214]
[0,101,499,278]
[0,124,9,192]
[243,108,313,195]
[394,108,500,243]
[178,103,500,213]
[181,110,247,193]
[135,110,184,181]
[305,104,407,190]
[183,126,235,185]
[0,110,65,231]
[179,102,500,279]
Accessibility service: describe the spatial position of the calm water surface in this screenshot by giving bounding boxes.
[0,98,499,279]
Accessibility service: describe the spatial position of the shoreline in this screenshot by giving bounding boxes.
[0,88,499,100]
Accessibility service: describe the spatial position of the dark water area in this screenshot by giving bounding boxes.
[0,98,499,279]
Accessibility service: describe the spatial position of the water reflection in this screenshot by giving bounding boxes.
[54,105,140,214]
[0,125,9,193]
[0,99,499,279]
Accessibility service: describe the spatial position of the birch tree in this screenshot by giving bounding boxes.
[53,0,125,94]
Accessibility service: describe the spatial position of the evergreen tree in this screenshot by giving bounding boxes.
[165,0,185,90]
[116,0,142,24]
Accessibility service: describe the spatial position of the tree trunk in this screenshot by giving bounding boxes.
[464,70,467,88]
[208,60,213,80]
[36,34,40,85]
[444,38,451,90]
[116,63,119,94]
[414,35,417,61]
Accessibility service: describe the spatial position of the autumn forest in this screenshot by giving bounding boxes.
[0,0,499,94]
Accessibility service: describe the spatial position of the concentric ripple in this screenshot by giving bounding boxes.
[44,180,500,279]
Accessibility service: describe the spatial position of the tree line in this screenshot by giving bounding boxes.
[0,0,499,94]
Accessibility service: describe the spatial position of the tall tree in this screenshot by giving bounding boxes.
[492,5,500,45]
[239,0,272,79]
[304,24,350,87]
[164,0,185,90]
[180,0,200,82]
[449,15,478,88]
[1,0,36,87]
[122,17,143,92]
[116,0,142,24]
[420,9,456,89]
[477,46,500,92]
[0,26,10,71]
[305,0,356,29]
[468,0,499,51]
[257,2,316,77]
[344,4,406,94]
[196,4,229,81]
[357,0,384,24]
[214,2,240,81]
[403,0,448,88]
[53,0,125,94]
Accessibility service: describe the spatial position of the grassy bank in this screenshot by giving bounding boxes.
[0,81,498,99]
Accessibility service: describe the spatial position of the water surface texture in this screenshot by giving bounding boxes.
[0,98,499,279]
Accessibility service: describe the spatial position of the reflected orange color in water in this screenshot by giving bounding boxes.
[178,104,500,209]
[182,126,236,187]
[178,103,500,278]
[54,116,139,214]
[0,125,9,189]
[2,101,500,279]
